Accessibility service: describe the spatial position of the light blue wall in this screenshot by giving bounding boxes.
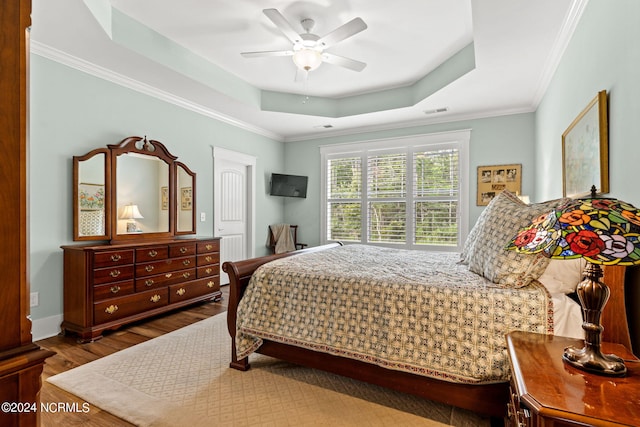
[29,55,285,321]
[283,113,536,246]
[535,0,640,203]
[535,0,640,353]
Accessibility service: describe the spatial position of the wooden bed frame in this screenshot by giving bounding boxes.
[223,243,635,420]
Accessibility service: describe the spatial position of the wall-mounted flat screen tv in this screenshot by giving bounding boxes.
[270,173,308,198]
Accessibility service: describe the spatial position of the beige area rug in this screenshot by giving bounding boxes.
[47,313,490,427]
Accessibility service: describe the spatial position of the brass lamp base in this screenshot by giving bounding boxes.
[563,344,627,377]
[563,262,628,377]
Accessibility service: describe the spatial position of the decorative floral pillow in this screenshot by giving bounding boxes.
[461,190,570,288]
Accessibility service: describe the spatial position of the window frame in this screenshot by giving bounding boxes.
[320,130,470,252]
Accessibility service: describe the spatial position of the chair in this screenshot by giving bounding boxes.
[267,224,307,254]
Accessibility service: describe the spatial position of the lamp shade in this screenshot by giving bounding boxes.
[119,204,144,220]
[506,197,640,376]
[506,198,640,265]
[293,48,322,71]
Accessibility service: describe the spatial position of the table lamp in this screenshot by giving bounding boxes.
[119,204,144,233]
[506,188,640,376]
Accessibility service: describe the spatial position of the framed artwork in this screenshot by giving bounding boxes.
[477,164,522,206]
[562,90,609,198]
[181,187,192,210]
[161,186,169,210]
[78,183,105,210]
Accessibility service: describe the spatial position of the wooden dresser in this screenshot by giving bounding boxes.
[506,331,640,426]
[61,237,221,342]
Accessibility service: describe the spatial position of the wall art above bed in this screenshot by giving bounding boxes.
[476,163,521,206]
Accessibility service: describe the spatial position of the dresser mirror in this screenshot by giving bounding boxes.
[74,148,111,240]
[72,136,197,241]
[176,162,196,233]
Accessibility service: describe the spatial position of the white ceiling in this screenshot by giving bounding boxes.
[30,0,585,142]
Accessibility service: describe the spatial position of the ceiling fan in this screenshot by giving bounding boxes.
[241,8,368,74]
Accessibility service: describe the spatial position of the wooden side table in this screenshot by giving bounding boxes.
[506,331,640,426]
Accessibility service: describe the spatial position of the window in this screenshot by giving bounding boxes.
[321,131,469,251]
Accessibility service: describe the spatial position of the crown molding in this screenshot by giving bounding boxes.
[30,41,284,142]
[284,105,535,143]
[531,0,589,108]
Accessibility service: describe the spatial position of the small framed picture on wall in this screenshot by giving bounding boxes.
[477,164,522,206]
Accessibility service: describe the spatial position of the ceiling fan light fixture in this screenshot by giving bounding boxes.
[293,48,323,71]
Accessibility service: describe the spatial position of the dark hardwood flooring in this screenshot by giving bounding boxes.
[36,286,229,427]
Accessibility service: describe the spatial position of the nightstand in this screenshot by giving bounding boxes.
[506,331,640,426]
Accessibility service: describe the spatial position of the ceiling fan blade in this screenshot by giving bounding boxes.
[317,17,367,49]
[241,50,293,58]
[262,8,302,44]
[322,53,367,72]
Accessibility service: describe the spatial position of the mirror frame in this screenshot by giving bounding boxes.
[73,148,111,241]
[175,161,196,236]
[72,136,197,241]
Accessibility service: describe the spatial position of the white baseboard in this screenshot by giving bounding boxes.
[32,314,63,341]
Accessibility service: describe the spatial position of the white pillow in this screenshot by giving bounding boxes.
[537,258,586,294]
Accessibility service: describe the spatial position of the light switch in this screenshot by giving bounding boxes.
[200,212,206,222]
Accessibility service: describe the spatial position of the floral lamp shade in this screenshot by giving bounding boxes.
[506,198,640,265]
[506,197,640,377]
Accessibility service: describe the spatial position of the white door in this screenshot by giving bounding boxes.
[213,147,256,285]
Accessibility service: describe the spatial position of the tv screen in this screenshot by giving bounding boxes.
[270,173,308,198]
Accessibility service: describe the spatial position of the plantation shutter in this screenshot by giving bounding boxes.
[413,148,459,246]
[322,130,468,251]
[367,153,406,243]
[327,157,362,241]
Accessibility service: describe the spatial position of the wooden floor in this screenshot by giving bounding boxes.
[36,286,229,427]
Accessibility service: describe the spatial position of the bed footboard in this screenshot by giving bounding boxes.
[222,242,343,370]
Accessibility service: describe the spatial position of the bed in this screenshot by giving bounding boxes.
[223,191,636,420]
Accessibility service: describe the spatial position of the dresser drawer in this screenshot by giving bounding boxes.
[196,253,218,266]
[93,249,134,268]
[94,280,134,301]
[94,288,168,325]
[197,240,219,254]
[93,264,135,285]
[169,277,220,303]
[169,242,196,257]
[136,245,168,262]
[135,268,196,292]
[197,264,219,278]
[136,256,196,277]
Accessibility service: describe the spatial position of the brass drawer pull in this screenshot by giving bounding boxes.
[110,269,121,278]
[205,268,212,274]
[105,305,118,314]
[145,279,154,287]
[183,259,191,266]
[205,244,213,250]
[183,272,191,279]
[205,256,212,262]
[145,265,154,272]
[165,273,173,278]
[150,294,161,303]
[110,254,121,262]
[207,281,214,288]
[110,285,121,294]
[176,288,186,296]
[180,247,188,254]
[148,250,158,257]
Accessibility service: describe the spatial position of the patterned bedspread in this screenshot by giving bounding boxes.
[236,245,553,384]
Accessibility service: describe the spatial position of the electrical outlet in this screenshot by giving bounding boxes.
[200,212,206,222]
[30,292,39,307]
